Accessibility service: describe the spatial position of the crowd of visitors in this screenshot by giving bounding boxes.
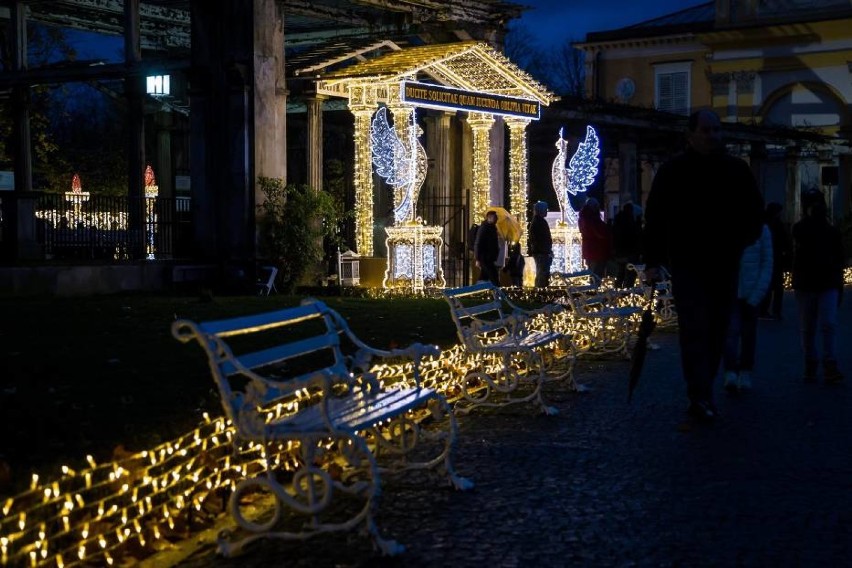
[467,108,847,424]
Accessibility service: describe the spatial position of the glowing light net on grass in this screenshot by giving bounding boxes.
[0,343,539,567]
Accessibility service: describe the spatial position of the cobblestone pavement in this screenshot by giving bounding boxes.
[175,291,852,567]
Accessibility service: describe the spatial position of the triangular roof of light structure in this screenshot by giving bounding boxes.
[312,40,557,105]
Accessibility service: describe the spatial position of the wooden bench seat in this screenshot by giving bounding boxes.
[172,299,471,557]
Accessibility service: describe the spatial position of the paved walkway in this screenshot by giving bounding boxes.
[176,290,852,567]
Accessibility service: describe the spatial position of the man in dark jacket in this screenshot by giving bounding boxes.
[528,201,553,288]
[475,210,500,286]
[643,109,764,421]
[792,190,845,383]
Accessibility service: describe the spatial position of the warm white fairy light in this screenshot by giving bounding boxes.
[467,113,494,223]
[506,118,530,252]
[351,106,375,256]
[0,287,641,567]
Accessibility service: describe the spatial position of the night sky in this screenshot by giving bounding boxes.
[64,1,708,60]
[518,0,707,46]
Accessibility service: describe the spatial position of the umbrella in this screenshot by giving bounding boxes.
[628,287,657,403]
[486,206,522,243]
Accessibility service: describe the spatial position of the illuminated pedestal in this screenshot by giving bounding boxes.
[551,222,584,275]
[383,220,446,290]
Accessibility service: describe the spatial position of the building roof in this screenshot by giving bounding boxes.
[584,2,714,43]
[313,41,557,104]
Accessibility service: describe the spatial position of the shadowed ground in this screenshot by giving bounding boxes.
[172,290,852,567]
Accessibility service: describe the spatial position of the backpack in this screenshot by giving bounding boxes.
[468,224,479,252]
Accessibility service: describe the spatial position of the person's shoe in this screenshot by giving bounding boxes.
[824,360,844,384]
[739,370,752,391]
[687,400,717,421]
[723,371,739,393]
[804,360,818,383]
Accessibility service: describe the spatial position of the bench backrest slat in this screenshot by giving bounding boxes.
[197,303,325,338]
[221,332,341,376]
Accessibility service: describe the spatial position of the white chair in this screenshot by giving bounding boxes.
[256,265,278,295]
[337,250,360,286]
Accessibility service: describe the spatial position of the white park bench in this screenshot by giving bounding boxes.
[442,281,578,415]
[172,298,472,557]
[628,263,677,329]
[556,270,643,358]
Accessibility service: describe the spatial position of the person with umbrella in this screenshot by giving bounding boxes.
[474,210,500,286]
[642,109,763,421]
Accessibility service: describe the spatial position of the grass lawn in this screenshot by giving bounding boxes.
[0,291,461,494]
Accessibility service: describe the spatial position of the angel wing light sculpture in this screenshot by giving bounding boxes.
[370,106,428,225]
[551,125,600,274]
[552,125,600,226]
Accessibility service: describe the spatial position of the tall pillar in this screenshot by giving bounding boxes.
[389,103,415,223]
[125,0,146,259]
[189,0,286,265]
[305,93,325,192]
[505,117,530,250]
[489,115,505,208]
[466,112,494,222]
[349,103,375,256]
[155,111,173,198]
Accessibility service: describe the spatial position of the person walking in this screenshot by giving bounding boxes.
[578,197,612,280]
[612,202,643,287]
[759,202,792,320]
[528,201,553,288]
[643,109,764,421]
[474,209,500,286]
[723,223,773,393]
[792,190,846,383]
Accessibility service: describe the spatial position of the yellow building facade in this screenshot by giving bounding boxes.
[577,0,852,223]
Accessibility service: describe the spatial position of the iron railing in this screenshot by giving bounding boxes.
[25,193,191,261]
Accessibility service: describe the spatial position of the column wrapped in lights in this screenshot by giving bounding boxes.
[466,112,494,223]
[350,106,376,256]
[505,117,530,251]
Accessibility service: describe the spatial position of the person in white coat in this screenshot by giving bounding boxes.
[723,224,773,392]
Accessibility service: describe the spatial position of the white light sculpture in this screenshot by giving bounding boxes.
[371,105,443,291]
[551,125,600,273]
[370,106,428,224]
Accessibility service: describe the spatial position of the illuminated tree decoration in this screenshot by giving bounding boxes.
[551,126,600,273]
[144,164,159,198]
[370,106,427,224]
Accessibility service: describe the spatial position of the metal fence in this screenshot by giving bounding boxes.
[418,193,470,288]
[25,193,192,261]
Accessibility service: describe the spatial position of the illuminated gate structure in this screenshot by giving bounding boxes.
[301,41,556,290]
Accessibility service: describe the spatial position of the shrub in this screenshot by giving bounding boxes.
[256,177,345,293]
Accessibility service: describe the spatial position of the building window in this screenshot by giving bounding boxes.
[654,62,691,115]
